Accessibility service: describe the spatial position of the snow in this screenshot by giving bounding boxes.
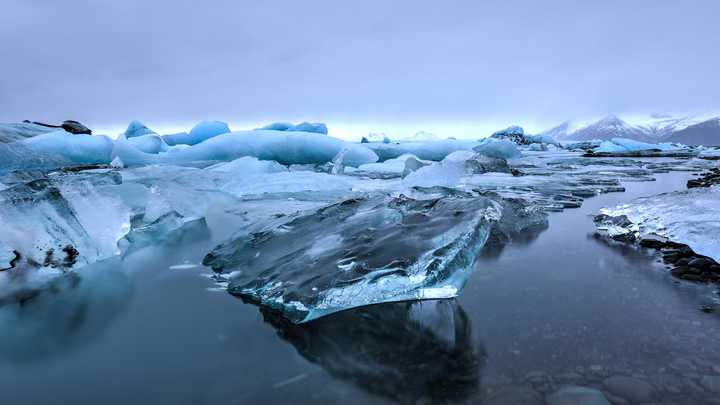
[22,131,115,164]
[124,120,157,138]
[597,186,720,263]
[258,122,328,135]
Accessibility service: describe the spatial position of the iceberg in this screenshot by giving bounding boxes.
[123,120,157,138]
[587,138,693,157]
[595,185,720,263]
[257,121,328,135]
[0,122,55,143]
[0,142,73,175]
[113,130,377,167]
[364,139,478,162]
[126,134,169,154]
[203,193,505,323]
[162,120,230,146]
[22,131,114,165]
[472,139,521,159]
[355,154,428,178]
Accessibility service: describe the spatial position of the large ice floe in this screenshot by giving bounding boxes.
[2,118,719,322]
[584,138,695,157]
[595,186,720,264]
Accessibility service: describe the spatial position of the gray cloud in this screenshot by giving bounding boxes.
[1,0,718,136]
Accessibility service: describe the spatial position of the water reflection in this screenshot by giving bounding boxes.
[0,265,132,363]
[260,299,485,403]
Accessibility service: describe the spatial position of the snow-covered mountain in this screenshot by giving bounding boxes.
[541,113,720,145]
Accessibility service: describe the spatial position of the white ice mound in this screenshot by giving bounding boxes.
[473,138,521,159]
[124,120,157,138]
[594,138,683,154]
[22,131,114,164]
[113,130,378,167]
[203,193,505,323]
[364,139,478,162]
[596,185,720,262]
[258,122,328,135]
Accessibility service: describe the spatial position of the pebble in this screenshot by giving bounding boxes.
[485,385,543,405]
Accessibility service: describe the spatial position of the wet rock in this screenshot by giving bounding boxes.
[545,386,611,405]
[485,385,543,405]
[602,376,656,403]
[700,375,720,393]
[687,168,720,188]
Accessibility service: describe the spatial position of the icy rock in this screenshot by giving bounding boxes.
[0,122,56,143]
[260,299,482,402]
[124,120,157,138]
[112,130,377,167]
[126,134,169,154]
[490,125,526,143]
[258,122,328,135]
[596,185,720,262]
[203,193,503,323]
[473,139,521,159]
[365,139,478,161]
[22,131,114,165]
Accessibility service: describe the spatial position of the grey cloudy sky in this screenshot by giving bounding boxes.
[1,0,718,139]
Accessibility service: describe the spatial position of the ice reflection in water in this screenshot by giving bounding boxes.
[259,299,485,403]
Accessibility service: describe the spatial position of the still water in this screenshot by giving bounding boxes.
[1,171,718,404]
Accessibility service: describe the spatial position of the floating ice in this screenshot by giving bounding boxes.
[587,138,692,157]
[596,185,720,262]
[364,139,478,162]
[356,154,428,178]
[203,193,505,323]
[124,120,157,138]
[113,130,377,167]
[22,131,114,165]
[403,151,515,188]
[258,122,328,135]
[127,134,169,154]
[0,122,55,143]
[0,142,73,175]
[472,139,521,159]
[162,120,230,146]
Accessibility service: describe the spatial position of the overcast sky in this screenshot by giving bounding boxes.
[1,0,718,139]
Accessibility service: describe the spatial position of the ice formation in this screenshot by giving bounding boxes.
[364,139,478,161]
[0,122,55,143]
[257,122,328,135]
[596,186,720,262]
[124,120,157,138]
[126,134,169,154]
[472,139,521,159]
[204,193,505,323]
[23,131,115,164]
[113,130,377,167]
[162,120,230,146]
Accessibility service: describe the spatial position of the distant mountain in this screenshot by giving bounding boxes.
[666,118,720,146]
[540,113,720,145]
[399,131,440,142]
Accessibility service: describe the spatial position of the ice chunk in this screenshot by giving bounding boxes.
[0,173,131,270]
[355,154,428,178]
[403,151,515,188]
[0,122,55,143]
[365,139,478,162]
[472,139,521,159]
[203,193,503,323]
[165,120,230,146]
[596,185,720,262]
[124,120,157,138]
[22,131,114,164]
[206,156,288,174]
[127,134,169,154]
[258,122,328,135]
[0,142,73,175]
[589,138,690,156]
[112,130,377,167]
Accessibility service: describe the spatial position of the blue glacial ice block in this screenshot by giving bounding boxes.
[364,139,479,162]
[113,130,378,167]
[22,131,114,164]
[203,193,505,323]
[124,120,157,138]
[162,120,231,146]
[257,122,328,135]
[472,138,521,159]
[127,134,169,154]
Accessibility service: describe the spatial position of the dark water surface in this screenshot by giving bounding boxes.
[1,172,719,404]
